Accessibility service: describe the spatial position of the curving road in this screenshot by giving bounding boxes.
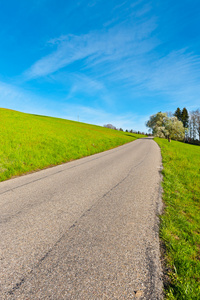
[0,137,163,299]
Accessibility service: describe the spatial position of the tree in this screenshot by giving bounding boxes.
[196,109,200,140]
[191,112,197,140]
[190,109,200,140]
[164,117,185,142]
[146,112,185,142]
[103,124,116,130]
[181,107,189,128]
[174,107,182,121]
[146,112,168,138]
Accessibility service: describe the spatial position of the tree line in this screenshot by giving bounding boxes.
[103,124,147,135]
[146,107,200,144]
[174,107,200,144]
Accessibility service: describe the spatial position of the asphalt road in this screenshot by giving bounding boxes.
[0,137,163,299]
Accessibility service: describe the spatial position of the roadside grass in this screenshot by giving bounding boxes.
[0,108,146,182]
[154,138,200,299]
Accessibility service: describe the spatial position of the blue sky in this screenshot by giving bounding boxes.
[0,0,200,132]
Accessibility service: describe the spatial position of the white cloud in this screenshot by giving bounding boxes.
[144,50,200,103]
[70,73,105,93]
[0,81,58,116]
[0,81,28,108]
[21,3,200,114]
[135,3,152,17]
[0,80,148,131]
[24,19,158,80]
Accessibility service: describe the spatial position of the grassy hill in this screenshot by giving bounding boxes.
[0,108,145,182]
[155,138,200,299]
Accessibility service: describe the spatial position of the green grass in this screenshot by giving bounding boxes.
[154,138,200,299]
[0,108,146,182]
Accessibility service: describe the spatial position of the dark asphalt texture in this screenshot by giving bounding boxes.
[0,138,163,299]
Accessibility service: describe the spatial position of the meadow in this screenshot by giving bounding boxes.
[0,108,145,182]
[155,138,200,299]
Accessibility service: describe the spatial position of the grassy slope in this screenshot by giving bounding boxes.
[0,108,145,182]
[155,138,200,299]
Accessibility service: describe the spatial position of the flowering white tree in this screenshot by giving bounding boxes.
[146,112,185,142]
[164,117,185,142]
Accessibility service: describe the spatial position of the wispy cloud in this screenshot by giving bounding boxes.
[0,80,148,131]
[48,71,113,106]
[24,18,158,80]
[144,50,200,103]
[135,3,152,17]
[0,82,28,107]
[0,81,59,116]
[69,73,105,93]
[64,73,113,105]
[19,0,200,116]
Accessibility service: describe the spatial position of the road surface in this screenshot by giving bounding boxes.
[0,138,163,299]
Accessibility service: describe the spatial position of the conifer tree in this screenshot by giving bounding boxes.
[181,107,189,128]
[174,107,182,121]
